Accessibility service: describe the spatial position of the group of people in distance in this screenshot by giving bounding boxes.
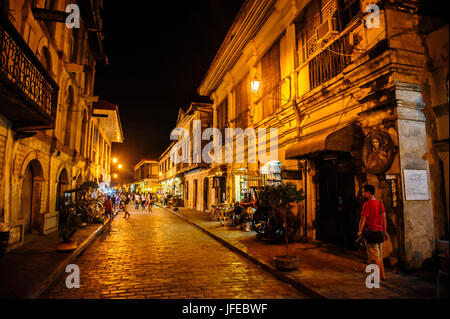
[103,192,156,220]
[133,193,155,212]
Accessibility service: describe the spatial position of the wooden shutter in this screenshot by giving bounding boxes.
[261,41,281,118]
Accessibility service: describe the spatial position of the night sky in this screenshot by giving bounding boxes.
[94,1,244,176]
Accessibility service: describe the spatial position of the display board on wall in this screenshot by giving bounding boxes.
[403,169,430,201]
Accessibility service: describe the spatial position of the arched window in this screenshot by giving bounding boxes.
[80,109,87,156]
[70,29,79,63]
[64,86,74,147]
[42,46,52,73]
[42,0,56,36]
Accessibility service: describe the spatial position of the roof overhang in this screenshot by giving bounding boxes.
[197,0,276,96]
[93,100,124,143]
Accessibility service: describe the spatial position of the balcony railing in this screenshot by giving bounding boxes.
[0,16,58,129]
[309,33,351,90]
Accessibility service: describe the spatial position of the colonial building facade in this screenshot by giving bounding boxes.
[0,0,123,249]
[159,103,213,211]
[134,159,159,194]
[197,0,448,269]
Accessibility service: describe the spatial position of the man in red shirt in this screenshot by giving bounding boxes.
[357,185,387,281]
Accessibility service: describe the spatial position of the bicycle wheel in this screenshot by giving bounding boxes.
[251,208,268,235]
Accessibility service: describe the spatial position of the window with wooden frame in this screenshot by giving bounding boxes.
[92,127,98,164]
[261,40,281,118]
[339,0,361,30]
[234,74,249,130]
[217,98,228,142]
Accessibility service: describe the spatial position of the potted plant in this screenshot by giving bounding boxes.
[0,221,10,258]
[57,200,81,251]
[259,183,304,271]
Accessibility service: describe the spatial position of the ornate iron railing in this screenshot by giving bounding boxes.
[0,17,58,119]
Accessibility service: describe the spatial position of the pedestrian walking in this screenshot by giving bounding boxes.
[357,184,387,281]
[121,201,130,219]
[104,196,113,220]
[141,194,146,210]
[148,195,153,213]
[135,195,140,210]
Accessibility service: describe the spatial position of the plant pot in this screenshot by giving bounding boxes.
[274,255,299,271]
[56,241,78,252]
[0,231,10,258]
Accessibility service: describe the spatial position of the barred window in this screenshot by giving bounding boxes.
[261,41,281,118]
[234,74,249,129]
[295,0,355,89]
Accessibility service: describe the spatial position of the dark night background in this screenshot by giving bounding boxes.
[94,0,244,177]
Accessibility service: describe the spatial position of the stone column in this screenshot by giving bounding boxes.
[395,82,434,269]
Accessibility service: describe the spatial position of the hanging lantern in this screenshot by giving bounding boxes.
[250,74,261,94]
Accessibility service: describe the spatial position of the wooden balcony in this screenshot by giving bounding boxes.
[0,17,58,131]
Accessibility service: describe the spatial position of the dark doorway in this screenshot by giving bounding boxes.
[20,160,44,235]
[193,179,198,210]
[56,169,69,226]
[56,169,69,209]
[203,177,209,212]
[316,152,358,247]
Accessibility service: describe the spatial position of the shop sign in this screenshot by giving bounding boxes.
[386,174,398,208]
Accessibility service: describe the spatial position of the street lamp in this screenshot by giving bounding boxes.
[113,174,118,178]
[250,73,262,94]
[113,157,118,164]
[118,164,123,169]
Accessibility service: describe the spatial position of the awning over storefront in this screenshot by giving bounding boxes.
[285,124,363,159]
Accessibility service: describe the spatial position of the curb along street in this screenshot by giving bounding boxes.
[36,217,113,299]
[161,206,326,299]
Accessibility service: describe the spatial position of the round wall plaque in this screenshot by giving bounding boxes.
[362,130,395,175]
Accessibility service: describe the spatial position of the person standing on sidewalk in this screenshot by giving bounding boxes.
[104,196,113,220]
[357,185,387,281]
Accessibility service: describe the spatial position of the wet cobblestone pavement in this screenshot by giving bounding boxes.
[43,207,308,299]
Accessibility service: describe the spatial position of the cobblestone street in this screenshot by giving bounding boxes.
[43,207,308,299]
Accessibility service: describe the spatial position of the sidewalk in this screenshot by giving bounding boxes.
[163,206,448,299]
[0,216,113,299]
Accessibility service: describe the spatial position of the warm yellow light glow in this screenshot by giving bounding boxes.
[159,172,162,176]
[118,164,123,169]
[251,74,261,94]
[251,79,261,93]
[113,174,118,178]
[113,158,118,164]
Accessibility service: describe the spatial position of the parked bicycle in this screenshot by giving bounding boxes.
[249,186,300,242]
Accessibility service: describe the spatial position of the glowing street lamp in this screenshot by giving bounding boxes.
[112,158,118,164]
[250,74,262,94]
[118,164,123,169]
[113,174,118,178]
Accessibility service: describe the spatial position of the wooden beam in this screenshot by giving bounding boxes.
[31,8,69,23]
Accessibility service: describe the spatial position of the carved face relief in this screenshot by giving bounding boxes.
[362,130,395,175]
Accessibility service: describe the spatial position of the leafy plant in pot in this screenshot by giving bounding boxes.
[57,200,81,251]
[259,183,304,271]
